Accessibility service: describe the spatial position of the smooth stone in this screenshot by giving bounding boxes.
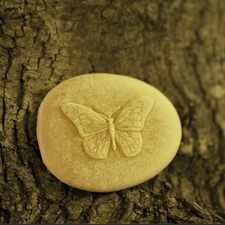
[37,73,182,192]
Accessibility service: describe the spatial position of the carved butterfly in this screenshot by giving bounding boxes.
[61,96,154,159]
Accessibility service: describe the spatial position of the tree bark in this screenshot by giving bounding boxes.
[1,0,225,223]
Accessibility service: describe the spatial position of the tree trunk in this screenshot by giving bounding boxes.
[1,0,225,223]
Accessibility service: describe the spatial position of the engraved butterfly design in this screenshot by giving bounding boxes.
[61,96,154,159]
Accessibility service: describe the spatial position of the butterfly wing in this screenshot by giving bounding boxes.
[115,130,142,157]
[114,96,154,157]
[83,130,111,159]
[61,103,110,159]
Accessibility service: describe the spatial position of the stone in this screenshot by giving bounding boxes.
[37,73,182,192]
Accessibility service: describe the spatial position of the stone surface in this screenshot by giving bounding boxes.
[37,73,182,192]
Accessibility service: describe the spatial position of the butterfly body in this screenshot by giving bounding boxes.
[107,117,117,151]
[61,96,154,159]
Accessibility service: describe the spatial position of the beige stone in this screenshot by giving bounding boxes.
[37,73,182,192]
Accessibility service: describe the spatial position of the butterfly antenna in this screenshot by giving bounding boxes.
[111,106,122,118]
[92,106,108,119]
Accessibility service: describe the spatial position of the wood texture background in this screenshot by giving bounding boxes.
[0,0,225,223]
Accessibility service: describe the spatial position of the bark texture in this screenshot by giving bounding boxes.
[1,0,225,223]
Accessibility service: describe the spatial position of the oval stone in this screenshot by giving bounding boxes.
[37,73,182,192]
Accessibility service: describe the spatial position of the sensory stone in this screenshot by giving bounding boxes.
[37,73,182,192]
